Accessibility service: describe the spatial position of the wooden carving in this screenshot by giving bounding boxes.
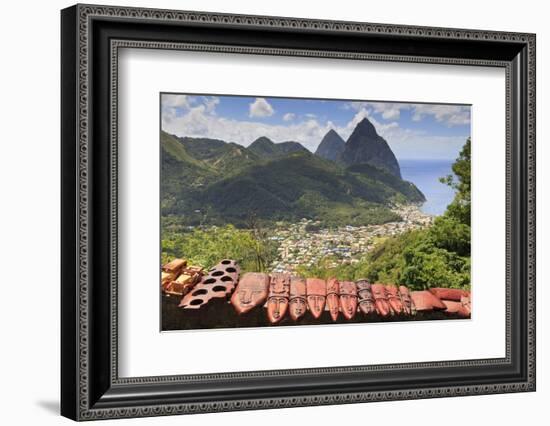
[371,283,392,317]
[326,278,340,321]
[266,273,290,323]
[162,258,187,275]
[357,279,376,315]
[289,276,307,321]
[230,272,269,314]
[306,278,326,319]
[179,260,239,309]
[385,284,404,315]
[399,285,416,315]
[339,281,358,320]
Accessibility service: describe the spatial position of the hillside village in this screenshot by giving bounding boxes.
[270,204,433,273]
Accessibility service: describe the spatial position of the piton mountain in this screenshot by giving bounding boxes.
[315,129,346,162]
[161,117,424,227]
[339,117,402,178]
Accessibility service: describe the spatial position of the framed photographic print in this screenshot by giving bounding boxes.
[61,4,536,421]
[159,93,472,331]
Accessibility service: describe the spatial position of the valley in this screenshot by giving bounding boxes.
[161,117,426,231]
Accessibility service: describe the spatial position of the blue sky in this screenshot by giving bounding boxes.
[161,93,471,160]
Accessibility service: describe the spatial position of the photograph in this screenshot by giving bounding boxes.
[160,93,472,330]
[57,3,536,420]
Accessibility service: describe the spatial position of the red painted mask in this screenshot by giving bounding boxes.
[399,285,416,315]
[326,278,340,321]
[266,273,290,324]
[230,272,269,315]
[339,281,358,320]
[357,279,376,315]
[386,284,404,314]
[306,278,326,319]
[289,276,307,321]
[371,283,392,317]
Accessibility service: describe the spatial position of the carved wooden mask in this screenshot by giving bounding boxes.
[357,279,376,315]
[339,281,358,320]
[289,276,307,321]
[267,273,290,323]
[385,284,404,314]
[399,285,416,315]
[326,278,340,321]
[230,272,269,315]
[371,283,392,317]
[306,278,326,319]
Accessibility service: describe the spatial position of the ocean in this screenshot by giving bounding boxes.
[399,159,457,216]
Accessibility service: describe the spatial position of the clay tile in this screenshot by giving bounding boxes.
[442,300,470,318]
[429,287,468,302]
[410,290,447,311]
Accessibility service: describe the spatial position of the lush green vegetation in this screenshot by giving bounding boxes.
[297,138,472,290]
[247,136,309,159]
[161,224,278,273]
[161,131,425,228]
[161,130,471,290]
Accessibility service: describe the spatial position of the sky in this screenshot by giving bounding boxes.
[161,93,471,161]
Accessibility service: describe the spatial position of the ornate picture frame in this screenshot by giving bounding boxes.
[61,4,535,420]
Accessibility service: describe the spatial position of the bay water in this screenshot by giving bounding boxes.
[399,159,457,216]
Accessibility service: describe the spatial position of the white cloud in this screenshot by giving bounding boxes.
[330,107,466,160]
[282,113,295,121]
[204,96,220,114]
[162,94,191,109]
[389,133,468,160]
[162,99,469,160]
[249,98,274,118]
[344,101,367,111]
[162,102,401,153]
[369,102,405,120]
[162,96,219,126]
[345,101,409,121]
[164,107,333,152]
[343,101,470,127]
[161,94,192,122]
[334,107,398,140]
[412,104,470,126]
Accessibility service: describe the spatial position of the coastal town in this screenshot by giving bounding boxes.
[269,205,434,273]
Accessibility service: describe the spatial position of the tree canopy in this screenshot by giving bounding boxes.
[298,137,472,290]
